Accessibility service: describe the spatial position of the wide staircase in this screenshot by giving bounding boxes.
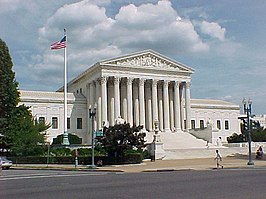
[145,130,208,150]
[145,130,252,160]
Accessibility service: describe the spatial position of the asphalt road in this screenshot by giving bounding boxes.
[0,169,266,199]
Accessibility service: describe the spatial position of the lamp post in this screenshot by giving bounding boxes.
[89,105,97,169]
[242,98,254,165]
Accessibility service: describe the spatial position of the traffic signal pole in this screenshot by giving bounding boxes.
[242,98,254,165]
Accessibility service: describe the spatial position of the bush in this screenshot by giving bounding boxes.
[52,133,82,145]
[227,133,245,143]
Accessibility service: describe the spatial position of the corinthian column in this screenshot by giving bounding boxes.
[114,77,120,120]
[185,82,191,131]
[139,78,146,130]
[133,81,139,126]
[101,76,107,126]
[158,83,164,131]
[96,79,101,130]
[174,81,181,130]
[163,80,170,131]
[152,79,158,123]
[127,77,133,126]
[169,84,174,131]
[145,81,152,131]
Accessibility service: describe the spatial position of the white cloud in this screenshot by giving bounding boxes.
[200,21,226,41]
[30,0,212,88]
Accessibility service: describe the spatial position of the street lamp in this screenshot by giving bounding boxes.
[89,104,97,169]
[242,98,254,165]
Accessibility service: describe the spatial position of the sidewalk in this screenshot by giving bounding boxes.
[12,156,266,173]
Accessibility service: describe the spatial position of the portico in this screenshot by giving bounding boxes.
[87,77,191,132]
[67,50,193,134]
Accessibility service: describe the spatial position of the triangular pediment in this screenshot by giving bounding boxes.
[100,50,194,73]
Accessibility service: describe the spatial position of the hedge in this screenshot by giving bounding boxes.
[8,153,143,165]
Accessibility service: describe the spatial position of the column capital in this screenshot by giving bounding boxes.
[186,81,191,89]
[152,79,158,87]
[163,80,170,88]
[100,76,107,84]
[127,77,133,85]
[139,78,146,86]
[174,81,180,88]
[114,76,120,84]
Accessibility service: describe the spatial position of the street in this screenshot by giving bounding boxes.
[0,169,265,199]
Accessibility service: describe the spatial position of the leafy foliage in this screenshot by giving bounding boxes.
[7,105,49,156]
[227,120,266,143]
[0,38,20,151]
[52,133,82,145]
[97,123,146,161]
[0,38,50,156]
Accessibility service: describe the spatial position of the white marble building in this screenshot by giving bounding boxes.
[19,50,240,147]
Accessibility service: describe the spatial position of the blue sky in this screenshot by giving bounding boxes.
[1,0,266,114]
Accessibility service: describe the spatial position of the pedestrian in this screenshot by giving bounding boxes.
[215,150,223,169]
[256,146,263,159]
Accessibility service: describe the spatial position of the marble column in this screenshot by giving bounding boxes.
[185,82,191,130]
[121,79,127,121]
[101,76,107,126]
[146,81,152,131]
[180,83,185,130]
[163,80,170,131]
[114,77,120,120]
[169,84,174,131]
[158,83,164,131]
[133,81,139,126]
[108,80,115,126]
[152,79,158,123]
[139,78,146,130]
[127,77,133,126]
[174,81,181,130]
[96,79,101,130]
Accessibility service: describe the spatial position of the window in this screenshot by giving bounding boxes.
[80,88,82,93]
[200,120,204,129]
[52,117,58,129]
[184,120,186,129]
[225,120,229,130]
[217,120,221,130]
[191,120,196,129]
[77,118,82,129]
[67,118,70,129]
[39,117,45,124]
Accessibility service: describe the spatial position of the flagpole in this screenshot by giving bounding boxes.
[62,29,70,146]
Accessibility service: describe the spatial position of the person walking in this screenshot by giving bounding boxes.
[215,150,223,169]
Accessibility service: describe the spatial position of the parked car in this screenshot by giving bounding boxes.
[0,157,12,169]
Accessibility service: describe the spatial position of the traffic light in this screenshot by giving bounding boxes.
[242,133,247,142]
[242,119,248,132]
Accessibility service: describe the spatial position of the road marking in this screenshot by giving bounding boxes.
[0,172,107,181]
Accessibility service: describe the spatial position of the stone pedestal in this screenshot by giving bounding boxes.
[153,121,166,159]
[154,142,165,160]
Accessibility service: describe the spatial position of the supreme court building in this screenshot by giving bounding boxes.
[20,50,240,148]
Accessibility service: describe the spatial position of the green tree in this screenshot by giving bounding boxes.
[0,38,50,156]
[98,123,146,162]
[227,120,266,143]
[7,105,49,156]
[0,38,20,151]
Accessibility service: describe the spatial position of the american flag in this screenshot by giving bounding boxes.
[51,36,66,50]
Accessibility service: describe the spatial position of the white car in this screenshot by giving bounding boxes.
[0,157,12,169]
